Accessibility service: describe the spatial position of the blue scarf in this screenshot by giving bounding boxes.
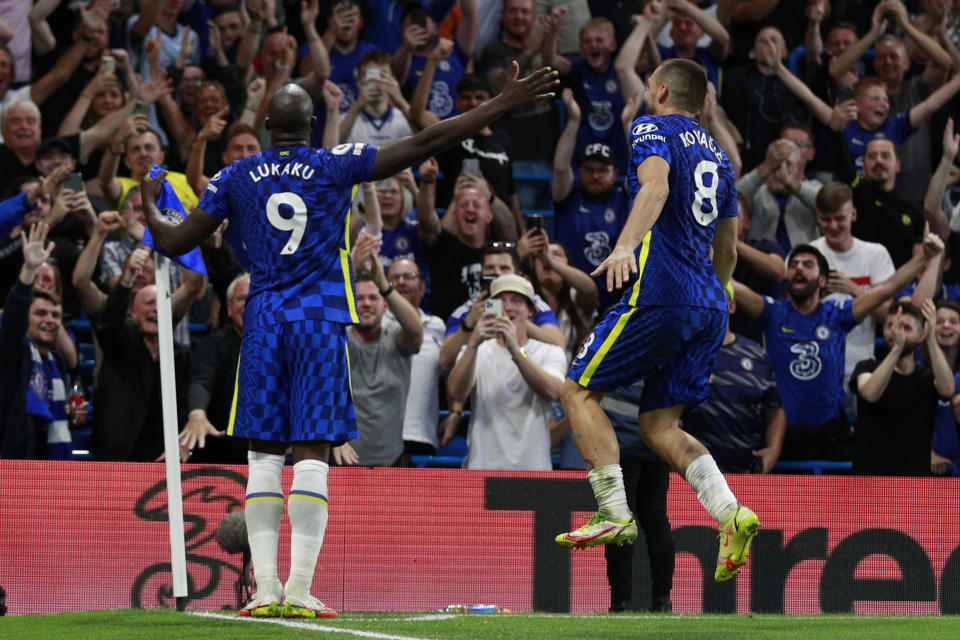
[25,343,71,460]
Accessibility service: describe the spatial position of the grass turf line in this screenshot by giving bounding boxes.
[2,610,960,640]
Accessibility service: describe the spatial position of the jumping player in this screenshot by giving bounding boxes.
[555,59,758,583]
[141,65,558,617]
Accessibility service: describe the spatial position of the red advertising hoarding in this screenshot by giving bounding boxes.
[0,462,958,616]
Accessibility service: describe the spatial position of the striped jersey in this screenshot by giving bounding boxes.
[198,142,377,330]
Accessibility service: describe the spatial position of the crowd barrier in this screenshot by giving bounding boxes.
[1,462,957,616]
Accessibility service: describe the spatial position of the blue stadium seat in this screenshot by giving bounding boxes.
[773,460,852,475]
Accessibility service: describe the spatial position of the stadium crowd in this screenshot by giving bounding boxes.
[1,0,960,480]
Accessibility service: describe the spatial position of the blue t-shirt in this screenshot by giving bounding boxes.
[553,183,629,312]
[843,111,913,175]
[198,143,377,330]
[624,114,737,311]
[680,335,781,472]
[758,297,858,428]
[932,371,960,477]
[569,59,630,174]
[314,40,381,114]
[403,40,469,119]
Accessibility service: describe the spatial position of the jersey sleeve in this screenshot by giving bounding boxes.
[718,166,738,219]
[629,115,672,165]
[197,164,235,221]
[326,142,378,187]
[833,298,858,332]
[757,296,779,329]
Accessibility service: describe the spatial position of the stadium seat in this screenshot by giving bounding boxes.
[773,460,852,475]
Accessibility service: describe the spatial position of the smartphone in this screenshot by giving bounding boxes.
[364,67,382,81]
[526,214,544,232]
[835,86,854,103]
[411,12,428,29]
[64,172,84,193]
[462,158,481,176]
[484,298,503,316]
[480,274,497,293]
[134,101,150,116]
[100,55,115,76]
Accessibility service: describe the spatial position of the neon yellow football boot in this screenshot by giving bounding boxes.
[555,511,638,548]
[715,505,759,582]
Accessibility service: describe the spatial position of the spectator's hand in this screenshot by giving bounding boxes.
[890,306,907,351]
[112,113,149,154]
[562,87,580,121]
[246,77,267,111]
[592,244,636,292]
[429,37,454,63]
[921,223,945,258]
[495,63,559,110]
[664,0,693,14]
[247,0,266,23]
[825,270,860,296]
[139,72,171,105]
[300,0,320,28]
[144,33,162,71]
[332,442,360,465]
[772,160,800,192]
[109,47,130,70]
[321,79,343,112]
[402,22,429,49]
[751,445,779,473]
[921,298,938,344]
[643,0,669,25]
[622,89,641,132]
[180,409,225,453]
[27,165,70,205]
[69,190,99,234]
[806,0,827,23]
[437,411,460,447]
[701,82,718,123]
[550,4,569,24]
[351,230,379,276]
[47,189,74,226]
[828,98,858,132]
[942,117,959,162]
[418,157,439,182]
[932,450,952,475]
[331,3,359,33]
[207,19,224,56]
[395,167,419,197]
[96,210,123,235]
[82,71,115,100]
[354,79,378,109]
[517,227,547,261]
[492,314,521,353]
[68,399,89,426]
[205,219,229,249]
[20,222,54,270]
[377,73,405,107]
[885,0,909,26]
[87,0,113,23]
[470,310,501,346]
[870,1,891,36]
[121,246,151,286]
[175,25,195,67]
[198,106,229,142]
[463,290,489,332]
[453,171,491,199]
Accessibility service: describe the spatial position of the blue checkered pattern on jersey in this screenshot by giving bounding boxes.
[569,303,726,410]
[623,114,737,312]
[231,319,357,444]
[198,143,377,331]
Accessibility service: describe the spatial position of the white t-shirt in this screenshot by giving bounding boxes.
[460,338,568,471]
[386,309,445,448]
[810,236,895,387]
[343,105,413,147]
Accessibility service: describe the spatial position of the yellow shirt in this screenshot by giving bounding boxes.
[116,172,199,212]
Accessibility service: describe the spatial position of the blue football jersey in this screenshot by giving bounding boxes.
[758,297,858,428]
[198,143,377,330]
[624,114,737,311]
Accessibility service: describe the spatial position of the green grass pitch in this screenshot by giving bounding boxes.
[3,610,960,640]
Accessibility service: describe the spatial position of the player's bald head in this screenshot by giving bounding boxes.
[265,83,315,139]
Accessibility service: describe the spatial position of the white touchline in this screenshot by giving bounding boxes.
[187,611,439,640]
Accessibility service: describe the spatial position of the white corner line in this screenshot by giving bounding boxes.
[187,611,438,640]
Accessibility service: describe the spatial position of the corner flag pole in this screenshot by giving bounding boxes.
[155,255,189,610]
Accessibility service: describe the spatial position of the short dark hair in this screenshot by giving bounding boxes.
[483,243,520,270]
[890,300,924,325]
[865,134,899,160]
[355,272,375,284]
[656,58,707,114]
[457,73,493,96]
[788,244,830,278]
[226,122,258,143]
[815,182,853,214]
[357,50,391,70]
[32,287,62,307]
[830,21,859,37]
[781,120,812,138]
[936,300,960,317]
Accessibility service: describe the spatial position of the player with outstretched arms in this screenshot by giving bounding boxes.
[555,59,758,583]
[140,64,559,618]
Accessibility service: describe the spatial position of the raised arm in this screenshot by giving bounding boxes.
[700,82,742,178]
[415,157,442,247]
[371,63,559,180]
[887,0,951,72]
[320,80,343,148]
[541,11,572,76]
[300,0,332,102]
[856,308,906,403]
[923,118,959,240]
[830,2,888,83]
[731,278,766,319]
[922,299,956,399]
[771,53,834,126]
[615,15,653,104]
[130,0,163,40]
[804,0,826,70]
[373,250,422,354]
[665,0,730,60]
[71,211,121,318]
[717,0,781,22]
[456,0,478,58]
[552,89,580,202]
[908,71,960,129]
[408,39,450,129]
[852,228,943,322]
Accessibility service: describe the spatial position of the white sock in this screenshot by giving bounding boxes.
[587,464,632,522]
[684,454,738,524]
[284,459,330,599]
[245,450,286,598]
